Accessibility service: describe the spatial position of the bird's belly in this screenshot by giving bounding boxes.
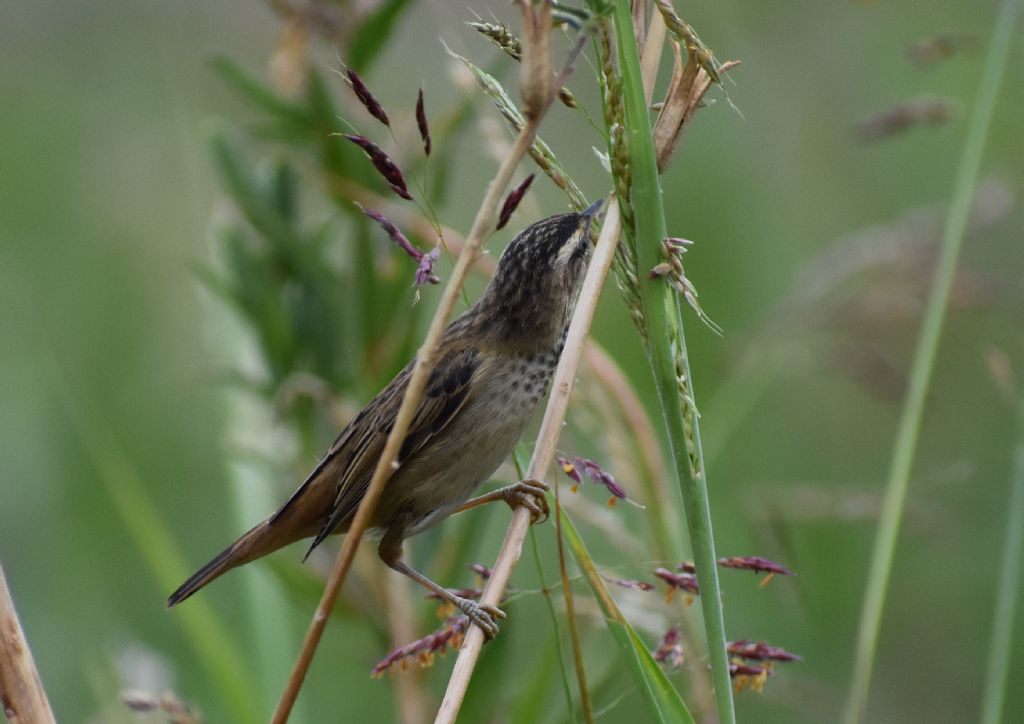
[387,353,557,537]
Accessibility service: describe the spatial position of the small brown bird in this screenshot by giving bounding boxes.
[168,202,601,638]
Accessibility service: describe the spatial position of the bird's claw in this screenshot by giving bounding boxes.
[500,479,550,524]
[454,596,506,641]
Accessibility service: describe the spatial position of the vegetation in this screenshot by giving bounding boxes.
[1,1,1021,722]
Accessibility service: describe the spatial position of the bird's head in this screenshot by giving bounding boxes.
[475,201,602,347]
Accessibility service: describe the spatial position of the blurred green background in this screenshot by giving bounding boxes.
[2,1,1022,722]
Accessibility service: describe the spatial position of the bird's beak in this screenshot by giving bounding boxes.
[580,199,603,239]
[582,199,603,221]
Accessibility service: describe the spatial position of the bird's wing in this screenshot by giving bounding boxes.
[269,345,480,554]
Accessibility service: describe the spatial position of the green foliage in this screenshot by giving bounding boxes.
[846,1,1024,719]
[4,1,1023,722]
[561,510,695,724]
[604,2,735,719]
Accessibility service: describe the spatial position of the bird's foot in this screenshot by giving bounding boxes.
[499,479,550,524]
[454,595,506,641]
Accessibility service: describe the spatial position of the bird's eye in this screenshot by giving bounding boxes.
[554,229,586,268]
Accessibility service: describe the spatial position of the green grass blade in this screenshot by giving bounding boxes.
[560,510,695,724]
[52,380,261,722]
[843,1,1023,721]
[979,396,1024,724]
[607,2,735,720]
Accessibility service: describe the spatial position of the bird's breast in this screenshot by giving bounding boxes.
[383,341,565,536]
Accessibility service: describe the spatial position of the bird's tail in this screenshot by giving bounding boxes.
[167,519,284,607]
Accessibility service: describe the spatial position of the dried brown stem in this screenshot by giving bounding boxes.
[270,12,584,722]
[435,201,623,724]
[0,563,55,724]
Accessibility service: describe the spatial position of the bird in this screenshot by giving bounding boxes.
[168,201,601,639]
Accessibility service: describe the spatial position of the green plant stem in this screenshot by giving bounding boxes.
[609,2,735,721]
[517,450,577,722]
[560,509,694,723]
[843,2,1022,721]
[529,527,577,723]
[554,481,595,724]
[979,396,1024,724]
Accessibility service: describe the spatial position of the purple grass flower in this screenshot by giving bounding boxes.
[557,456,583,486]
[717,556,795,578]
[470,563,493,580]
[359,205,440,287]
[496,174,535,230]
[416,88,431,156]
[604,576,655,592]
[415,246,440,286]
[654,567,700,599]
[727,640,802,663]
[653,625,684,669]
[371,616,468,677]
[557,455,638,507]
[346,69,390,127]
[344,134,412,200]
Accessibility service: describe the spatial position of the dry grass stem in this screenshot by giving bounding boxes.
[653,48,740,173]
[270,16,586,722]
[519,0,554,119]
[435,201,623,724]
[0,564,56,724]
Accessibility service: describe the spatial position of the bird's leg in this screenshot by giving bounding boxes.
[455,478,550,524]
[378,533,506,640]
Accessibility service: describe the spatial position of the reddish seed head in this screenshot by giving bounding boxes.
[415,246,440,286]
[346,69,390,127]
[496,174,535,230]
[653,625,684,669]
[605,576,655,592]
[654,567,700,594]
[359,205,439,287]
[371,616,469,677]
[718,556,795,577]
[416,88,431,156]
[728,640,802,662]
[470,563,493,579]
[729,662,769,678]
[557,456,582,484]
[344,134,412,200]
[574,458,629,501]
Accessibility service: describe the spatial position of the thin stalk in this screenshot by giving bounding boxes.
[553,478,595,723]
[609,2,735,721]
[979,396,1024,724]
[843,2,1021,720]
[515,449,578,723]
[529,527,577,722]
[435,201,623,724]
[0,564,56,724]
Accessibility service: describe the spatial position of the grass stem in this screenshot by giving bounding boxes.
[843,1,1022,720]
